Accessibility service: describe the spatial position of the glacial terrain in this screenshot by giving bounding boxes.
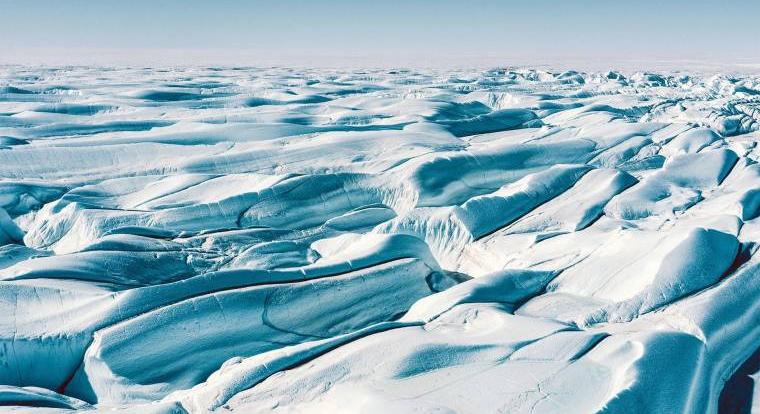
[0,65,759,413]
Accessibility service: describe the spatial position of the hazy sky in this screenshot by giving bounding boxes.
[2,0,759,67]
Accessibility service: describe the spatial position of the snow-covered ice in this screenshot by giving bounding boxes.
[0,65,759,413]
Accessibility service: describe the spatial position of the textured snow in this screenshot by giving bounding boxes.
[0,66,759,413]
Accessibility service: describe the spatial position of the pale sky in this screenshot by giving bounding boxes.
[2,0,759,67]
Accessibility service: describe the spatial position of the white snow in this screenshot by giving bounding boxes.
[0,65,758,413]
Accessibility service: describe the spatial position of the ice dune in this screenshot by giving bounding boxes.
[0,66,759,413]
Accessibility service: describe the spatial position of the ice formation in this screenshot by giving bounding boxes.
[0,66,759,413]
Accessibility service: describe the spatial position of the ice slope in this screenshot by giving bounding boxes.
[0,66,759,413]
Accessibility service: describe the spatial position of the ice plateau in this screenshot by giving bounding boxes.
[0,65,759,413]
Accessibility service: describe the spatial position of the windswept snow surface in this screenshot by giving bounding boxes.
[0,65,759,413]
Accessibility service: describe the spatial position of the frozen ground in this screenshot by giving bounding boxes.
[0,65,759,413]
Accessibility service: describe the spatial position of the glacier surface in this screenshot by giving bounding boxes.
[0,66,759,413]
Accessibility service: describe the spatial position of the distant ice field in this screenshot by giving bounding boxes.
[0,65,759,413]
